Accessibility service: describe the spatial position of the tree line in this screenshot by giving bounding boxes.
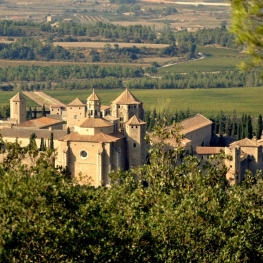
[0,64,144,83]
[211,111,263,140]
[0,38,76,61]
[126,70,263,89]
[1,68,262,90]
[0,20,25,37]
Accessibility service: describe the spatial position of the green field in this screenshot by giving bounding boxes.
[0,91,37,107]
[1,87,262,117]
[43,87,263,117]
[158,46,248,73]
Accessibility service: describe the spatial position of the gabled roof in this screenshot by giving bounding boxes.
[67,98,85,106]
[111,88,141,105]
[0,127,66,139]
[10,93,26,102]
[87,89,100,101]
[230,138,259,147]
[180,114,212,135]
[126,115,146,126]
[15,117,63,129]
[78,117,113,128]
[59,131,124,143]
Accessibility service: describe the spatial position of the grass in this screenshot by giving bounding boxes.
[0,60,150,67]
[41,87,263,117]
[158,46,248,73]
[2,87,263,117]
[0,91,38,107]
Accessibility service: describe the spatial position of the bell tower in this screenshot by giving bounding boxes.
[125,115,146,168]
[10,92,27,124]
[87,89,101,118]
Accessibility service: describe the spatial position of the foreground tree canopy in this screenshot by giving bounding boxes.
[231,0,263,72]
[1,125,263,262]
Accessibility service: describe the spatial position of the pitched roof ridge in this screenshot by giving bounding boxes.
[87,89,100,101]
[68,97,85,106]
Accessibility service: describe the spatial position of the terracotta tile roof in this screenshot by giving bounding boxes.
[0,128,66,140]
[59,131,125,143]
[10,92,26,102]
[180,114,212,135]
[67,98,85,106]
[196,146,224,155]
[87,89,100,101]
[126,115,146,126]
[230,138,259,147]
[111,88,141,105]
[104,115,119,121]
[101,105,110,110]
[78,117,113,128]
[15,117,63,128]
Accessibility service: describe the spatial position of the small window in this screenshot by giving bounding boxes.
[136,126,138,128]
[80,150,88,159]
[134,106,136,108]
[132,126,133,128]
[74,115,77,119]
[133,143,136,148]
[118,105,120,109]
[91,110,93,115]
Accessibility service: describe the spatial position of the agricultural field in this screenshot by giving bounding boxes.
[0,59,150,68]
[39,87,263,117]
[0,91,37,107]
[1,87,263,117]
[158,46,248,73]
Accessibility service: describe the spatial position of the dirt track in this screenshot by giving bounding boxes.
[23,91,66,108]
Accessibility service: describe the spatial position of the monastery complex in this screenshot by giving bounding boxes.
[0,89,263,186]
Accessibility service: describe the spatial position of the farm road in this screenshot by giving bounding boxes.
[23,91,66,108]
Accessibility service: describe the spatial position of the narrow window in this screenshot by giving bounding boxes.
[133,143,136,148]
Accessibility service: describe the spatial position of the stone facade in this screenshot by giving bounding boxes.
[1,89,146,187]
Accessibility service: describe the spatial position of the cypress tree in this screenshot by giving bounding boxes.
[50,132,54,150]
[42,105,46,117]
[247,115,253,139]
[33,106,37,119]
[67,127,71,135]
[237,123,241,140]
[27,106,32,120]
[40,137,44,151]
[256,114,263,139]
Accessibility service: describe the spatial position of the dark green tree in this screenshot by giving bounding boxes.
[256,114,263,139]
[50,132,54,150]
[42,105,46,117]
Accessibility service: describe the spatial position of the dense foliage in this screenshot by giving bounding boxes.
[230,0,263,71]
[1,126,263,262]
[176,23,236,49]
[126,70,263,89]
[0,20,25,36]
[0,38,76,60]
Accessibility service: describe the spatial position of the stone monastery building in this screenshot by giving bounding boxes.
[0,89,146,186]
[2,89,263,186]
